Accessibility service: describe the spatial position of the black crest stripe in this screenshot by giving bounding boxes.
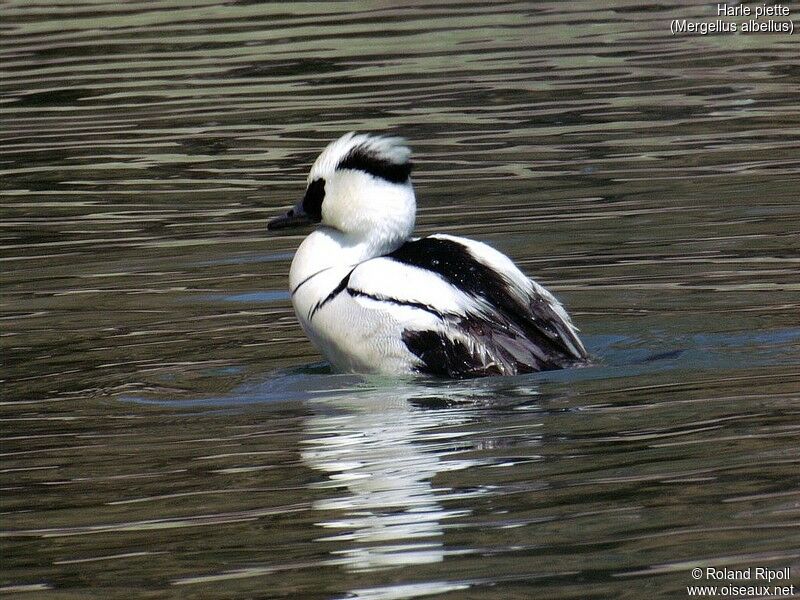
[337,146,412,183]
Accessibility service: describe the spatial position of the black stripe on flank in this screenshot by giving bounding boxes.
[347,288,446,319]
[337,147,412,183]
[308,269,354,320]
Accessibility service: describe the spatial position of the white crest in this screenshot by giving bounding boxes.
[306,132,416,254]
[308,132,411,183]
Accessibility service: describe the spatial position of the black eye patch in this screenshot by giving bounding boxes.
[302,178,325,222]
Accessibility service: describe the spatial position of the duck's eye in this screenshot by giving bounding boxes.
[302,178,325,222]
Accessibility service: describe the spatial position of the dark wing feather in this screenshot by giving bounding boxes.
[389,236,588,378]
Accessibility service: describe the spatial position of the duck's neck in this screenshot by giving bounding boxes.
[288,226,406,292]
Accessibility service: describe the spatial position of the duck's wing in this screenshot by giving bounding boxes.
[346,234,588,378]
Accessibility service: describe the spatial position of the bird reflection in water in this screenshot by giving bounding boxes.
[300,381,533,573]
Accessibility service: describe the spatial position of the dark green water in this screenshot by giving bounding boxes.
[2,2,799,598]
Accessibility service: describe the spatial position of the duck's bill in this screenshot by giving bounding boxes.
[267,206,312,231]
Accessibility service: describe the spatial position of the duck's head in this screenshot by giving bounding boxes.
[268,133,416,248]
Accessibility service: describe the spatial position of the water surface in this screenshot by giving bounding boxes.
[2,2,799,598]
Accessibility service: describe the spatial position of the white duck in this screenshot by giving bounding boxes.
[268,133,588,378]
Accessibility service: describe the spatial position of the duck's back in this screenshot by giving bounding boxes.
[343,234,588,378]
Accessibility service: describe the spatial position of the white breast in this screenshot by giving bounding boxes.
[289,230,437,374]
[292,271,441,374]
